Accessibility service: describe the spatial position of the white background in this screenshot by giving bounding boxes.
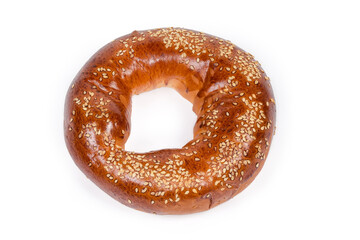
[1,0,359,239]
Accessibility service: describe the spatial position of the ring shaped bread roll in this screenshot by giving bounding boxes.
[64,28,276,214]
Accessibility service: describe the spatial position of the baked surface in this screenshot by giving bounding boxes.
[64,28,276,214]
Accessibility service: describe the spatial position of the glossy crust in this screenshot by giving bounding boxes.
[64,28,276,214]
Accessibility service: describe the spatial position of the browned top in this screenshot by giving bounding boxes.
[64,28,276,214]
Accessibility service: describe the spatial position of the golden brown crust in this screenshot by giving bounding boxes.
[64,28,276,214]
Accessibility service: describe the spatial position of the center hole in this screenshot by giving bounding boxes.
[125,87,197,152]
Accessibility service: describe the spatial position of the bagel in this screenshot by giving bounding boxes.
[64,28,276,214]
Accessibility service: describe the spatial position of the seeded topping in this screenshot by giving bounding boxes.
[65,28,276,214]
